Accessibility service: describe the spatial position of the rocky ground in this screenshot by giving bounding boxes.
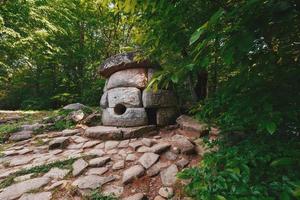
[0,107,217,200]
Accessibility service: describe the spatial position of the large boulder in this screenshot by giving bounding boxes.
[107,87,142,108]
[142,90,176,108]
[9,131,32,142]
[106,68,148,90]
[99,52,157,78]
[100,91,108,109]
[102,108,148,127]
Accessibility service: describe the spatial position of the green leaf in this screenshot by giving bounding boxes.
[189,22,208,45]
[215,195,226,200]
[266,121,277,134]
[171,74,179,83]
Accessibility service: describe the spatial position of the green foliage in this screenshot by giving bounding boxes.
[0,123,20,143]
[0,0,133,109]
[88,191,118,200]
[178,134,300,200]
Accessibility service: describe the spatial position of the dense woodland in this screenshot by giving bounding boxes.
[1,0,300,199]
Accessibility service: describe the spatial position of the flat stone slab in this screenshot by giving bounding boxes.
[63,103,86,110]
[107,87,142,108]
[0,177,50,200]
[98,52,155,77]
[72,175,115,189]
[171,134,195,154]
[44,167,70,180]
[9,131,32,141]
[72,158,88,176]
[102,108,148,127]
[122,165,145,184]
[48,137,69,150]
[89,156,110,167]
[142,89,176,108]
[123,193,146,200]
[84,125,157,140]
[19,192,52,200]
[160,164,178,186]
[106,68,148,90]
[138,152,160,169]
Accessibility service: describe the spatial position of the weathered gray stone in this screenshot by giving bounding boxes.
[142,90,176,108]
[156,107,177,126]
[89,157,110,167]
[176,158,190,168]
[176,115,209,135]
[171,134,195,154]
[123,193,145,200]
[82,140,101,149]
[84,126,122,140]
[72,175,115,189]
[147,162,170,177]
[9,131,32,141]
[122,165,145,184]
[69,110,85,122]
[112,160,125,170]
[48,137,69,150]
[129,140,143,150]
[99,52,155,77]
[0,177,50,200]
[21,123,43,131]
[138,152,159,169]
[14,173,33,182]
[44,180,67,190]
[126,154,138,162]
[86,167,108,176]
[151,143,171,154]
[72,159,88,176]
[158,187,174,198]
[141,138,154,147]
[105,140,119,151]
[160,164,178,186]
[62,129,80,136]
[44,167,70,180]
[100,91,108,109]
[63,103,86,110]
[121,125,157,139]
[163,151,178,161]
[154,196,165,200]
[9,155,35,166]
[19,192,52,200]
[137,146,151,153]
[84,149,105,157]
[118,140,130,148]
[106,68,147,90]
[108,87,142,108]
[102,108,148,127]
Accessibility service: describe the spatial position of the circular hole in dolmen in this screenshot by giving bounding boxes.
[114,104,127,115]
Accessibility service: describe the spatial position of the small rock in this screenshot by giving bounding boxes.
[19,192,52,200]
[160,164,178,186]
[63,103,86,111]
[163,151,177,161]
[176,115,208,135]
[105,141,120,151]
[72,158,88,176]
[89,157,111,167]
[84,149,105,156]
[9,155,35,166]
[102,185,124,197]
[94,142,105,149]
[122,165,145,184]
[49,149,63,155]
[118,149,128,158]
[118,140,130,148]
[69,110,85,122]
[44,168,70,180]
[123,193,145,200]
[72,175,115,189]
[129,141,143,151]
[0,177,50,200]
[21,123,44,131]
[9,131,32,141]
[72,136,89,143]
[84,126,122,140]
[137,146,151,153]
[176,158,189,168]
[14,173,33,182]
[158,187,174,198]
[48,137,69,150]
[141,138,154,147]
[82,140,101,149]
[126,154,138,162]
[151,143,171,154]
[147,162,170,177]
[138,152,159,169]
[86,167,108,176]
[62,129,80,136]
[18,148,33,155]
[107,149,118,154]
[67,143,84,149]
[44,180,66,190]
[112,160,125,170]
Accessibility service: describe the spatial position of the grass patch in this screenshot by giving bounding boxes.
[0,123,21,143]
[86,190,118,200]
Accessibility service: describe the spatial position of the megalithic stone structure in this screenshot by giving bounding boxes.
[98,52,178,127]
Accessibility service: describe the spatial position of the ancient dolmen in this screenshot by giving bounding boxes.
[99,52,177,127]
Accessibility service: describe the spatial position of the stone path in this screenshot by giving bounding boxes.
[0,113,216,199]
